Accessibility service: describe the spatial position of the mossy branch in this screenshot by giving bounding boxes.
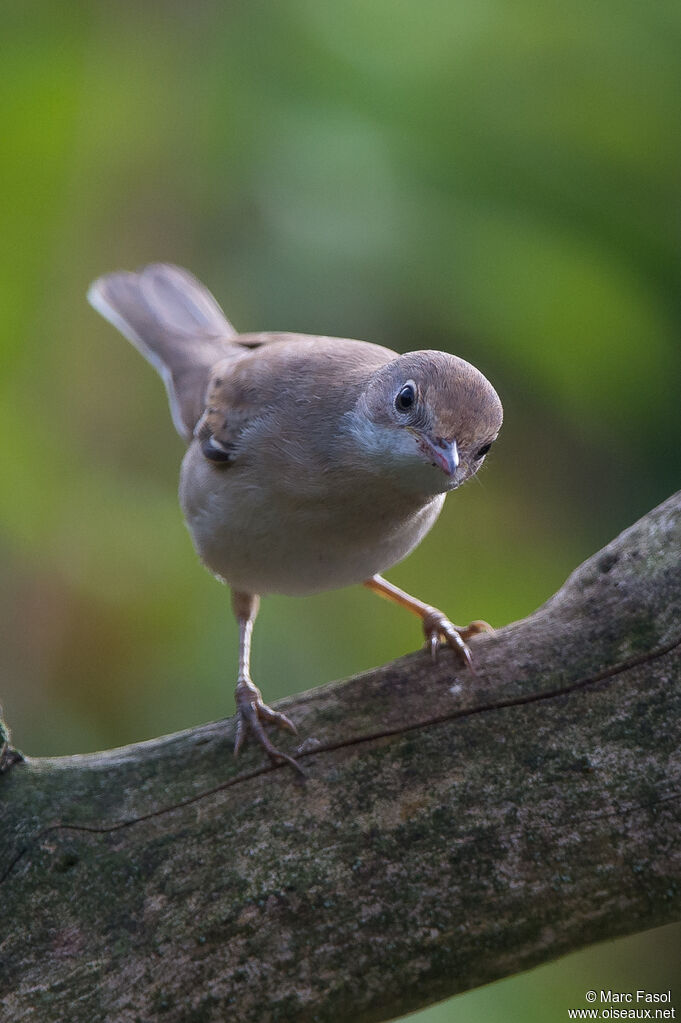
[2,493,681,1023]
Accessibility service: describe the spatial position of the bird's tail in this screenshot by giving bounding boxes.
[88,263,239,440]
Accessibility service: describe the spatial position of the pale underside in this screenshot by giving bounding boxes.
[180,440,447,595]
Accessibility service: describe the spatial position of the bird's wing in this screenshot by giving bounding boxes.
[194,336,396,467]
[193,363,255,464]
[88,263,242,439]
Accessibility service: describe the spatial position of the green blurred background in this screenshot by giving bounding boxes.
[2,2,679,1019]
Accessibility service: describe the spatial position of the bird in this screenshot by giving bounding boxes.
[88,263,503,772]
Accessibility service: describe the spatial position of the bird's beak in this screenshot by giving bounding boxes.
[416,434,460,477]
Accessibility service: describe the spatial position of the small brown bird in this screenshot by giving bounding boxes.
[88,264,502,771]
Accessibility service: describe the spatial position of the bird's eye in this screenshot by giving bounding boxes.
[475,441,493,460]
[395,381,417,413]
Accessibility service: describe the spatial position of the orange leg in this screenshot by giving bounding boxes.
[363,574,493,668]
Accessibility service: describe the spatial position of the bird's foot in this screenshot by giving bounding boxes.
[421,609,494,669]
[234,678,304,775]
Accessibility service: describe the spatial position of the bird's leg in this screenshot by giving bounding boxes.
[231,591,303,774]
[363,574,493,668]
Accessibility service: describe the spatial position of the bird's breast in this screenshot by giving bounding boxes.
[179,441,445,595]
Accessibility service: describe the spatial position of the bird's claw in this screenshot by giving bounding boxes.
[422,609,493,669]
[234,679,304,776]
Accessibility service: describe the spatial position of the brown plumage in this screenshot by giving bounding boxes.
[88,263,503,771]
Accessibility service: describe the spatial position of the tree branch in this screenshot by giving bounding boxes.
[2,492,680,1023]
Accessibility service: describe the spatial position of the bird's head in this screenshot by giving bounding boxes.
[347,350,503,495]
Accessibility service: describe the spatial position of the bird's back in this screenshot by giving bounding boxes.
[88,263,395,448]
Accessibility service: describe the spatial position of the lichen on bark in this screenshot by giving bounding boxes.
[1,492,680,1023]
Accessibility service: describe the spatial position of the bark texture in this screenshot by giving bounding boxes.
[1,492,681,1023]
